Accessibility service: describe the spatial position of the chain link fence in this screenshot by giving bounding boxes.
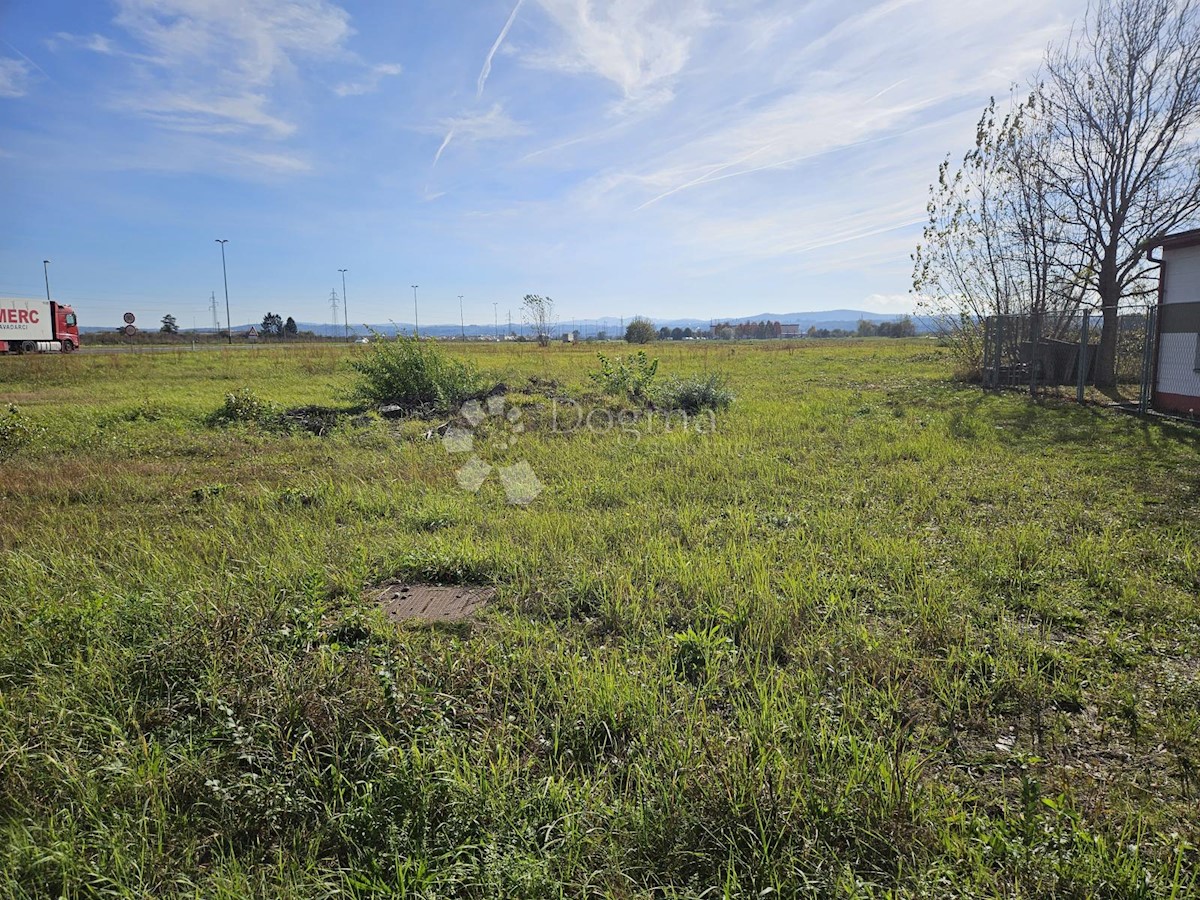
[982,307,1159,413]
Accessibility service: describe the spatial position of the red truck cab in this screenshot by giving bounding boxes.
[0,300,81,353]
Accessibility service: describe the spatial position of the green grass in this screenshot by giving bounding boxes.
[1,339,1198,898]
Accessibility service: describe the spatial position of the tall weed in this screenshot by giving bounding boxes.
[349,335,490,412]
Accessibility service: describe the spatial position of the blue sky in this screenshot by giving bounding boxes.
[1,0,1083,329]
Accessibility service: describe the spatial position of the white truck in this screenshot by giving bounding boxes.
[0,299,81,353]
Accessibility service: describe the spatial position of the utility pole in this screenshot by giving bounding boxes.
[329,289,340,336]
[42,260,51,302]
[459,295,465,340]
[411,285,419,337]
[338,269,349,340]
[215,239,232,344]
[507,309,512,338]
[210,292,220,329]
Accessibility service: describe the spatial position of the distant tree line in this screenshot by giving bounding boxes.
[656,326,699,341]
[712,320,785,340]
[93,311,331,345]
[856,317,916,338]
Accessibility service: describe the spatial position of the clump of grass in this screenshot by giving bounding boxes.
[588,350,658,401]
[0,403,39,459]
[656,372,734,412]
[348,334,490,413]
[206,387,281,428]
[672,623,735,684]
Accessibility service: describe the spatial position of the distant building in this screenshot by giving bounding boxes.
[780,323,800,337]
[1153,228,1200,416]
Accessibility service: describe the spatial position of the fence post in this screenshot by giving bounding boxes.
[1029,312,1041,397]
[993,316,1003,389]
[1076,312,1089,405]
[1139,305,1156,415]
[979,316,988,388]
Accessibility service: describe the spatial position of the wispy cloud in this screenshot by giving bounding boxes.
[430,104,529,168]
[478,0,524,98]
[43,0,406,175]
[0,58,32,98]
[523,0,711,112]
[122,91,297,137]
[623,93,950,211]
[105,0,352,136]
[334,62,403,97]
[50,32,123,55]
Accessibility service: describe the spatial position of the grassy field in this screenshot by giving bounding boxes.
[1,339,1198,898]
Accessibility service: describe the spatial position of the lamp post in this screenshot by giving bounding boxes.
[411,285,419,337]
[42,260,51,302]
[459,295,465,340]
[338,269,349,340]
[215,239,232,344]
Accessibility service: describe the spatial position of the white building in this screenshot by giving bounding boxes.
[1153,229,1200,416]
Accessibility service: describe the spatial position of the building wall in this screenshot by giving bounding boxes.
[1164,244,1200,305]
[1156,244,1200,412]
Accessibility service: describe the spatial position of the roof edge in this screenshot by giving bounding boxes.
[1157,227,1200,251]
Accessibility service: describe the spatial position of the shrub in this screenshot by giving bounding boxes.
[656,373,734,412]
[0,404,39,460]
[589,351,658,401]
[207,388,281,428]
[349,334,489,412]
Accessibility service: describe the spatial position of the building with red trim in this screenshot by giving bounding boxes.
[1153,228,1200,417]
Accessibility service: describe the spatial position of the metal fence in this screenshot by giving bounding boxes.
[982,307,1159,412]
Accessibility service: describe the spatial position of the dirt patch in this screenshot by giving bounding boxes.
[375,583,494,623]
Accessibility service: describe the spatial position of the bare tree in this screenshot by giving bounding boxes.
[521,294,555,347]
[1040,0,1200,385]
[914,96,1077,369]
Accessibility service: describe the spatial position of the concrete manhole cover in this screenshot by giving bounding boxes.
[376,583,494,622]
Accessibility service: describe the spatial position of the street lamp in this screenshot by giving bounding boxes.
[459,295,465,340]
[411,285,419,337]
[215,239,232,345]
[338,269,349,340]
[42,260,51,302]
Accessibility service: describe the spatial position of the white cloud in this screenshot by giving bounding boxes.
[45,0,406,175]
[51,32,122,55]
[235,149,313,174]
[430,105,530,167]
[334,62,403,97]
[861,293,920,313]
[101,131,313,177]
[108,0,352,135]
[517,0,1081,284]
[523,0,712,111]
[0,58,32,98]
[124,91,297,137]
